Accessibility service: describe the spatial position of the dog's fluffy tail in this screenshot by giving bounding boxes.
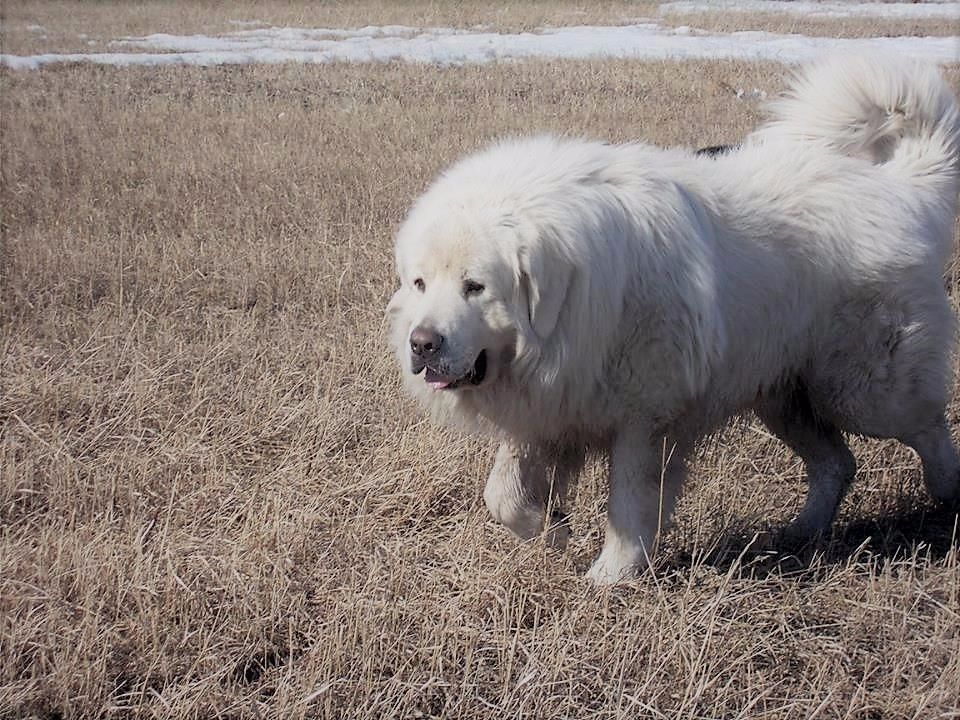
[762,54,960,184]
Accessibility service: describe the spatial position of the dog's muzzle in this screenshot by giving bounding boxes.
[411,349,488,390]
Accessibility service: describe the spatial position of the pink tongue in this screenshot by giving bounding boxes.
[424,367,454,389]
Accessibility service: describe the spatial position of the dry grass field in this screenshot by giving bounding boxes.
[2,1,957,55]
[3,3,960,719]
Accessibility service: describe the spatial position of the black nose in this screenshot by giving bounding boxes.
[410,326,444,357]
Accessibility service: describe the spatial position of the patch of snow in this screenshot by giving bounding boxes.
[661,1,960,20]
[2,23,958,70]
[736,87,767,100]
[107,25,439,53]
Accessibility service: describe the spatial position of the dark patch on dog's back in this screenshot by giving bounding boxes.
[695,144,737,158]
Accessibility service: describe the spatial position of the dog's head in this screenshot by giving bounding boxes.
[386,190,572,418]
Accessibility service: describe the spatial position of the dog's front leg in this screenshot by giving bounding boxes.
[587,429,685,584]
[483,439,582,547]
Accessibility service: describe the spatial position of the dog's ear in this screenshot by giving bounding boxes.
[517,244,573,340]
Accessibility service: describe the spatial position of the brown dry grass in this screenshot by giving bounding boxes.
[0,1,662,55]
[1,1,956,55]
[2,5,960,719]
[656,7,960,39]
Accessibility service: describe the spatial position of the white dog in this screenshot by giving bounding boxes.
[387,55,960,584]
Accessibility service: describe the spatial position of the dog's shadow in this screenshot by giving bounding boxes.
[667,504,960,579]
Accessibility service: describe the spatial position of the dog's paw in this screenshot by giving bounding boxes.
[932,469,960,511]
[780,515,830,548]
[483,488,544,540]
[586,546,647,585]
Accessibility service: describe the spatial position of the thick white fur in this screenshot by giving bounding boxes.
[388,55,960,584]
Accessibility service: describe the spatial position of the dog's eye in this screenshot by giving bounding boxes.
[463,279,485,297]
[414,278,426,292]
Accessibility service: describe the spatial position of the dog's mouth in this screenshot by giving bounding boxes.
[413,350,488,390]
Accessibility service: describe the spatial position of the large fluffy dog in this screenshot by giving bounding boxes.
[387,56,960,584]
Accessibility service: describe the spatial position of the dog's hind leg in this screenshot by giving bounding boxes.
[901,419,960,509]
[813,297,960,509]
[483,439,584,547]
[758,383,857,542]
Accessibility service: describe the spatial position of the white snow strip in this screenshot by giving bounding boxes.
[107,25,442,53]
[662,1,960,20]
[2,23,958,70]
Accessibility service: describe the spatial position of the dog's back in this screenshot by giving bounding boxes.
[759,54,959,223]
